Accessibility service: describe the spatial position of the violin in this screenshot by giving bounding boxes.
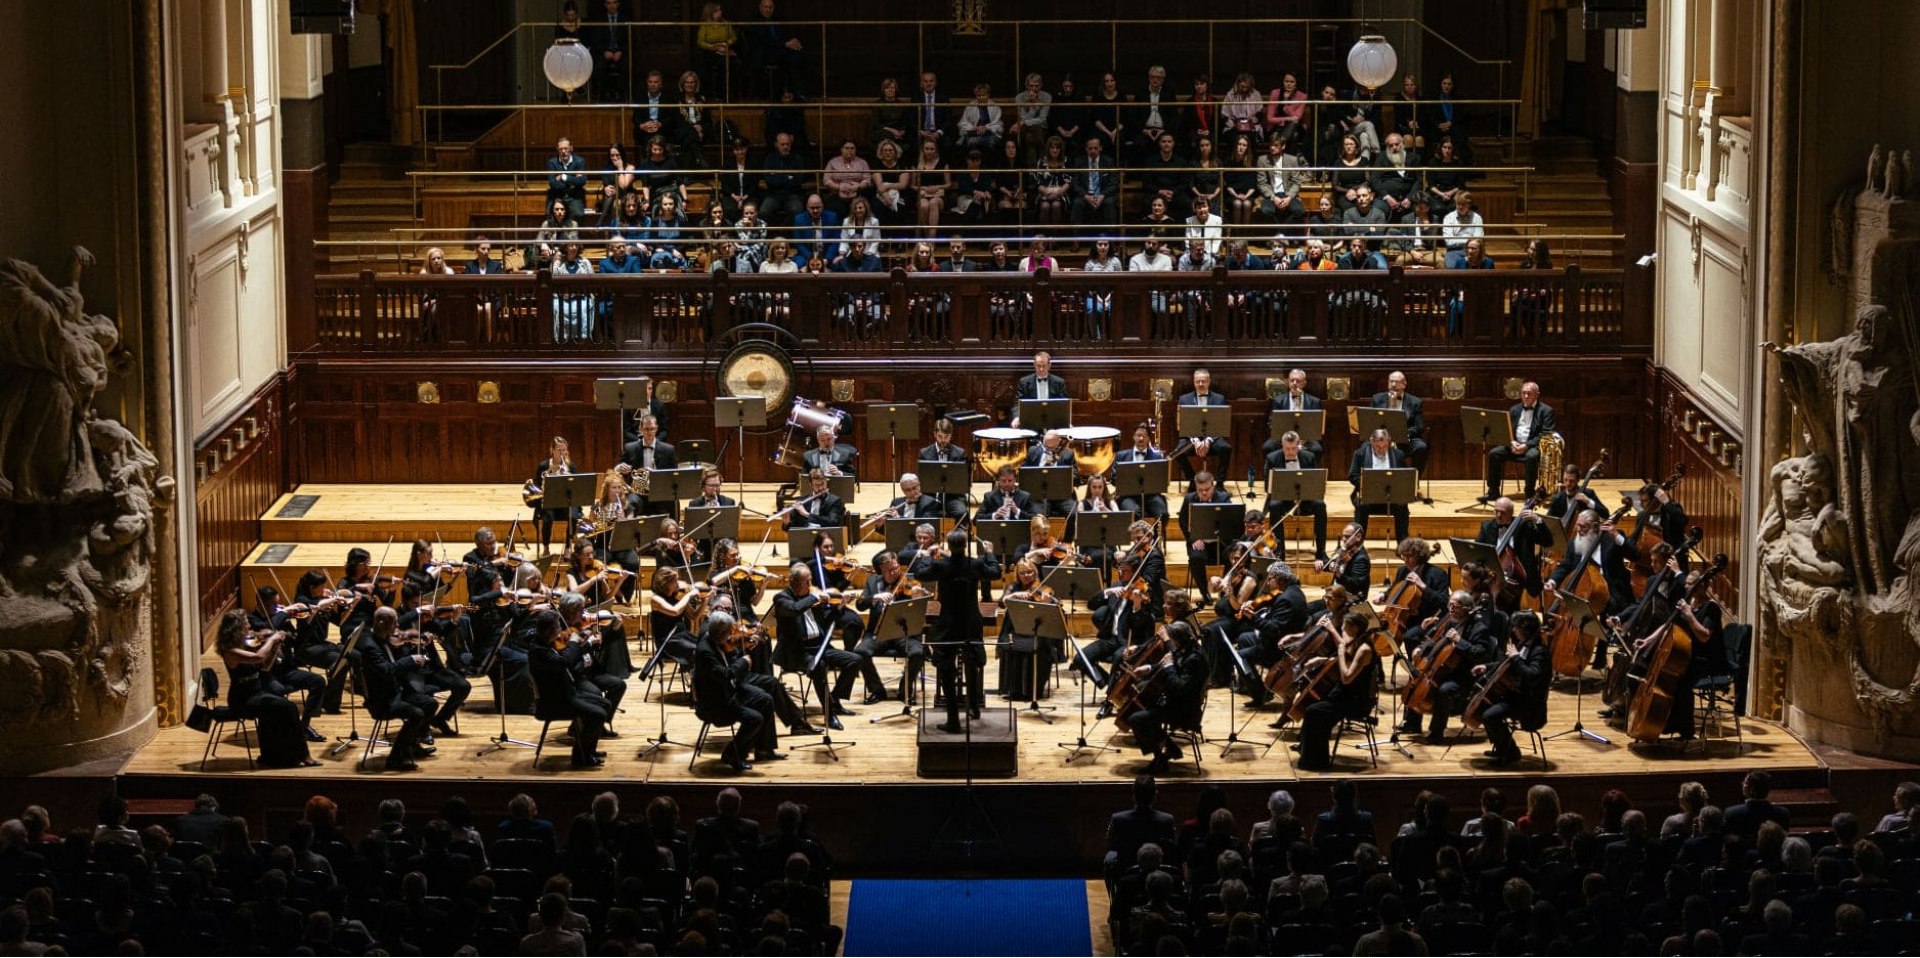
[577,558,634,583]
[1235,585,1284,621]
[1041,542,1089,564]
[1322,531,1366,580]
[717,564,780,585]
[723,619,771,654]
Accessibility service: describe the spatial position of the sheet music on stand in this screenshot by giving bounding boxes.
[917,460,972,498]
[1268,409,1326,444]
[683,505,741,542]
[1018,466,1075,502]
[872,595,929,643]
[1183,502,1246,544]
[608,515,667,553]
[1265,468,1329,503]
[1005,598,1069,651]
[973,519,1029,560]
[1347,407,1409,442]
[1111,460,1170,499]
[1018,399,1073,432]
[1073,512,1136,554]
[647,466,706,502]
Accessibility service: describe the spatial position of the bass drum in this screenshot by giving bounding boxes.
[973,427,1035,480]
[774,397,850,468]
[1062,425,1121,480]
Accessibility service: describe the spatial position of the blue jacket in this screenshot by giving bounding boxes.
[789,210,843,266]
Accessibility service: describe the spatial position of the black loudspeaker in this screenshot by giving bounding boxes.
[290,0,355,34]
[1584,0,1648,30]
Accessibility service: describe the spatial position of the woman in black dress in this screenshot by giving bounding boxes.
[214,611,319,768]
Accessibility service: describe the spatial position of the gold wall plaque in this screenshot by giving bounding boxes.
[1325,377,1352,401]
[656,380,678,403]
[952,0,986,35]
[1149,378,1175,401]
[1502,377,1524,400]
[417,381,441,404]
[1264,377,1287,400]
[477,381,501,404]
[831,379,856,402]
[1440,376,1467,401]
[1088,378,1113,402]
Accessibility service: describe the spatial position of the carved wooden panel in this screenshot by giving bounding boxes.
[192,376,288,635]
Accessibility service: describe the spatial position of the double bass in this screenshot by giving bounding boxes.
[1623,553,1728,743]
[1541,499,1634,675]
[1603,526,1703,705]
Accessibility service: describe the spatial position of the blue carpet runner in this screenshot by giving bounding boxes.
[843,878,1092,956]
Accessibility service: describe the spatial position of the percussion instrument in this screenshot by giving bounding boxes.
[1062,425,1121,479]
[973,427,1036,479]
[773,397,850,468]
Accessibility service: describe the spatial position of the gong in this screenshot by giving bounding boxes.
[717,339,797,426]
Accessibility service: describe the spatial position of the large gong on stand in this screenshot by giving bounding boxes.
[704,323,813,494]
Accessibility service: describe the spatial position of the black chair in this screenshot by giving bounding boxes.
[349,651,404,771]
[197,666,256,771]
[1331,713,1381,769]
[1691,622,1750,751]
[688,681,741,771]
[528,680,581,772]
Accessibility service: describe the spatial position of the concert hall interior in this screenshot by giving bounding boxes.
[7,0,1920,954]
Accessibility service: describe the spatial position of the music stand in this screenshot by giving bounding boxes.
[918,460,972,515]
[1542,591,1611,745]
[1175,406,1234,443]
[1018,466,1075,504]
[885,517,951,552]
[595,377,651,460]
[867,403,921,480]
[1544,512,1572,554]
[1058,636,1122,762]
[1111,459,1170,501]
[974,519,1029,565]
[1268,409,1326,444]
[1018,398,1073,432]
[1075,513,1136,571]
[1448,537,1500,572]
[823,475,857,504]
[648,466,705,506]
[544,473,598,548]
[677,439,716,466]
[608,515,667,554]
[1347,407,1409,442]
[868,596,929,723]
[1183,502,1246,546]
[1265,468,1328,559]
[1356,468,1418,547]
[1460,406,1514,513]
[715,396,767,503]
[1005,599,1066,721]
[683,505,741,542]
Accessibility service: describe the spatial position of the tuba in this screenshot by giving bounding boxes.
[1534,431,1564,499]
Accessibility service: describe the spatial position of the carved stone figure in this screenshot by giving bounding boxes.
[0,248,172,764]
[1868,144,1884,196]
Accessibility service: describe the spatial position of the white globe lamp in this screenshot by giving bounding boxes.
[544,38,595,103]
[1346,35,1399,92]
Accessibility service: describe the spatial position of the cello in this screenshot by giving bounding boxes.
[1264,610,1340,717]
[1461,652,1520,731]
[1402,608,1467,716]
[1107,625,1171,734]
[1624,553,1727,742]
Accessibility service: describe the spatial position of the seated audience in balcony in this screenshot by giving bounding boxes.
[1425,136,1471,205]
[1287,238,1337,271]
[710,239,757,274]
[1344,85,1383,156]
[1050,75,1086,149]
[1069,137,1118,226]
[715,139,764,221]
[648,194,691,270]
[761,239,798,274]
[1088,72,1126,157]
[1128,65,1174,164]
[546,136,588,220]
[633,69,671,148]
[604,142,637,197]
[870,138,913,225]
[992,137,1026,223]
[912,137,950,237]
[1258,133,1306,225]
[1435,73,1469,162]
[744,0,805,97]
[734,201,770,266]
[1446,235,1492,271]
[531,200,579,269]
[589,183,625,235]
[1140,133,1189,220]
[836,196,882,263]
[1011,73,1051,164]
[1222,134,1260,225]
[1394,193,1443,266]
[954,149,995,225]
[1184,196,1224,257]
[1338,236,1389,270]
[552,243,597,339]
[1312,83,1347,169]
[1331,135,1372,210]
[789,194,841,268]
[1442,190,1485,252]
[666,70,711,159]
[1341,185,1390,251]
[1030,136,1071,226]
[1372,132,1422,219]
[1265,72,1309,146]
[941,237,974,273]
[600,236,645,276]
[958,82,1005,155]
[1396,74,1431,149]
[1182,73,1219,154]
[765,87,812,159]
[635,136,685,215]
[1221,72,1266,140]
[1189,136,1224,216]
[822,140,872,220]
[695,1,737,100]
[760,132,809,225]
[871,77,913,151]
[468,235,503,275]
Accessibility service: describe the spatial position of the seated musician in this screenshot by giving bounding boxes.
[978,464,1037,521]
[1630,573,1724,740]
[527,609,612,768]
[1370,370,1429,473]
[855,551,929,704]
[281,570,352,713]
[1376,536,1452,649]
[688,470,737,509]
[705,539,764,617]
[1547,463,1601,528]
[214,611,320,768]
[771,564,864,730]
[1261,368,1325,462]
[1477,496,1554,603]
[784,469,848,530]
[1482,381,1555,504]
[1598,545,1687,721]
[393,583,474,734]
[1349,428,1411,545]
[997,558,1061,701]
[1114,425,1170,520]
[531,435,579,554]
[1311,523,1373,612]
[1635,481,1691,571]
[1082,523,1165,689]
[646,567,705,668]
[357,606,441,771]
[916,418,973,520]
[1018,513,1083,573]
[463,526,523,598]
[1072,473,1124,573]
[1175,368,1233,482]
[1473,610,1551,767]
[802,424,858,477]
[1012,350,1068,429]
[1396,590,1501,742]
[246,589,328,743]
[911,529,1003,732]
[874,472,939,526]
[566,539,635,608]
[1178,471,1233,604]
[691,610,780,772]
[1264,583,1353,728]
[1024,430,1079,517]
[588,473,646,600]
[620,414,680,519]
[703,593,819,736]
[647,517,709,572]
[336,547,391,640]
[1294,612,1379,771]
[1229,562,1309,701]
[1203,543,1259,686]
[464,564,533,709]
[396,577,473,676]
[402,538,461,605]
[1265,429,1329,560]
[1125,621,1208,774]
[898,522,942,570]
[1544,508,1638,618]
[1234,511,1282,563]
[556,592,631,725]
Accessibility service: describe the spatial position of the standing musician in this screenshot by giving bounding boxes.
[1473,611,1551,767]
[214,611,319,768]
[703,593,820,735]
[1179,471,1233,603]
[688,470,737,509]
[691,610,781,772]
[358,606,440,771]
[1175,368,1233,482]
[247,588,328,742]
[1024,430,1079,517]
[1349,428,1411,545]
[997,558,1061,701]
[855,551,928,703]
[1377,537,1453,647]
[772,564,864,729]
[1125,621,1208,773]
[528,609,613,768]
[784,469,849,530]
[565,539,634,607]
[1482,381,1556,503]
[1012,350,1068,429]
[531,436,580,552]
[620,414,678,519]
[1265,429,1329,560]
[646,567,706,669]
[1396,590,1502,741]
[978,464,1037,521]
[555,592,631,722]
[1312,523,1373,612]
[1369,370,1429,473]
[1477,497,1554,601]
[910,528,1003,732]
[1548,463,1600,529]
[916,418,974,520]
[393,583,475,734]
[1262,368,1325,461]
[1114,425,1170,520]
[283,569,354,713]
[802,424,859,477]
[1634,481,1691,570]
[1544,508,1638,617]
[1294,612,1380,771]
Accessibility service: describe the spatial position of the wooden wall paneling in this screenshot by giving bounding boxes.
[191,377,287,636]
[1653,368,1745,610]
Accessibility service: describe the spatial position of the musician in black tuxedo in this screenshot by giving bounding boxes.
[910,529,1002,731]
[358,607,438,771]
[1081,521,1166,688]
[1547,464,1601,528]
[528,609,613,768]
[1545,507,1638,617]
[1370,370,1428,472]
[1233,563,1309,689]
[556,592,630,714]
[620,414,679,519]
[1634,482,1692,570]
[1396,589,1502,742]
[1013,350,1068,428]
[687,471,738,511]
[1126,620,1208,773]
[771,564,863,729]
[704,591,816,734]
[976,465,1036,521]
[1023,430,1078,517]
[883,473,943,525]
[1475,611,1551,767]
[1262,368,1325,461]
[1476,497,1554,599]
[783,469,848,530]
[1264,430,1329,559]
[619,394,670,442]
[802,425,859,477]
[1178,471,1234,603]
[917,418,973,519]
[1349,428,1411,544]
[692,611,777,771]
[1114,424,1170,519]
[1175,368,1233,481]
[854,551,928,702]
[1483,381,1557,502]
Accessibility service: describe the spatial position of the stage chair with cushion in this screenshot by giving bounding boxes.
[528,679,584,772]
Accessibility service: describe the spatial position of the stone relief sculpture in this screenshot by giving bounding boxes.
[0,248,173,733]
